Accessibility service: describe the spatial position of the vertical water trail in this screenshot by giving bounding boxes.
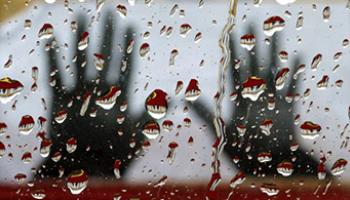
[207,0,238,197]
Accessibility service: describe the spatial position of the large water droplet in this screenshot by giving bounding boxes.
[185,79,201,101]
[142,120,160,139]
[241,76,266,101]
[0,77,23,104]
[300,121,321,139]
[145,89,168,119]
[263,16,285,36]
[67,169,88,195]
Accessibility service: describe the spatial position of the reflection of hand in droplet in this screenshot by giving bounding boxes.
[190,27,322,177]
[37,13,150,178]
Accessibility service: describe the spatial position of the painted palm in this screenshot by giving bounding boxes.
[190,28,319,176]
[37,13,150,178]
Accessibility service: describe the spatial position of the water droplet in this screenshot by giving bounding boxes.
[167,142,178,163]
[119,101,128,112]
[160,25,166,36]
[260,119,273,136]
[230,172,246,189]
[323,6,331,22]
[142,120,160,139]
[31,189,46,200]
[4,55,12,69]
[51,151,62,162]
[343,39,349,48]
[24,19,32,29]
[89,107,97,117]
[154,175,168,188]
[31,82,38,92]
[290,142,299,152]
[277,161,294,176]
[296,12,304,30]
[0,122,7,135]
[0,77,23,104]
[278,50,288,62]
[293,64,305,80]
[194,32,202,43]
[317,75,329,89]
[21,152,32,163]
[253,0,263,7]
[0,141,5,158]
[162,120,173,132]
[198,0,204,8]
[257,152,272,163]
[179,9,185,18]
[14,173,27,184]
[241,76,266,101]
[331,158,347,176]
[78,32,89,51]
[335,79,344,88]
[71,21,78,32]
[185,79,201,101]
[229,91,238,101]
[240,34,256,51]
[18,115,35,135]
[169,4,179,16]
[93,53,105,71]
[334,51,342,62]
[114,160,121,179]
[95,86,121,110]
[127,39,135,54]
[80,91,92,116]
[184,118,191,127]
[175,81,183,95]
[207,172,221,191]
[38,24,54,39]
[55,109,68,124]
[188,136,194,145]
[96,0,105,12]
[145,0,153,7]
[300,121,321,139]
[237,124,247,136]
[142,140,151,150]
[145,89,168,119]
[116,4,127,18]
[263,16,285,36]
[40,139,52,157]
[113,194,122,200]
[232,156,240,164]
[166,26,173,38]
[139,43,150,57]
[260,183,279,196]
[318,162,326,180]
[275,67,289,90]
[67,169,88,195]
[311,53,322,71]
[179,23,192,38]
[169,49,178,66]
[66,137,77,153]
[284,93,294,103]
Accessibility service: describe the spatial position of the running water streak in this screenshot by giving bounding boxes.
[207,0,238,197]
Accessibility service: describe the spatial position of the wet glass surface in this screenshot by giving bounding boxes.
[0,0,350,199]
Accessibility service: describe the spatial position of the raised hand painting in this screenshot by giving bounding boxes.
[190,28,320,177]
[37,13,150,178]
